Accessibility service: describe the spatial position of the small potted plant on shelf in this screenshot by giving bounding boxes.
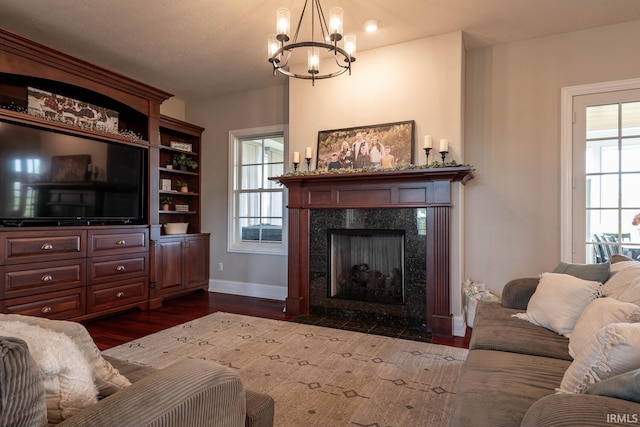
[160,196,172,211]
[172,153,198,171]
[177,180,189,193]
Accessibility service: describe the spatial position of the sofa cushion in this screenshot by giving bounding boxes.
[553,261,610,283]
[584,367,640,403]
[0,337,47,427]
[513,272,603,337]
[470,300,572,360]
[451,349,571,427]
[569,298,640,359]
[0,321,98,424]
[0,314,131,396]
[559,323,640,394]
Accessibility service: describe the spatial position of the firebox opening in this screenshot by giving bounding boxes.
[328,229,405,305]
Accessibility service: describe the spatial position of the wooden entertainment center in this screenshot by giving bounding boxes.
[0,28,210,320]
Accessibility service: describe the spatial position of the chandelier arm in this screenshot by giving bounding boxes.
[314,0,331,44]
[291,0,309,44]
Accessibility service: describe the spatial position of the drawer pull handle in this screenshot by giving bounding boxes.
[116,292,125,298]
[41,306,52,314]
[41,243,54,251]
[116,265,126,271]
[115,239,126,246]
[41,274,53,282]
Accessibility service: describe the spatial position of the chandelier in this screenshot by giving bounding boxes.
[268,0,356,85]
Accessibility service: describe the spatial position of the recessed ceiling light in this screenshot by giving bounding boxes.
[364,19,378,32]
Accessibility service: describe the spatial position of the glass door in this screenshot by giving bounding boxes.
[572,90,640,263]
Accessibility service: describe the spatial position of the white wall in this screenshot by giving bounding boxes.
[185,85,289,300]
[465,20,640,297]
[289,32,467,332]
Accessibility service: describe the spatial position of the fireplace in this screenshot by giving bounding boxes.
[328,228,405,305]
[272,167,473,337]
[310,209,426,329]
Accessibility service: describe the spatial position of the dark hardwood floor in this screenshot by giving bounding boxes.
[83,290,471,351]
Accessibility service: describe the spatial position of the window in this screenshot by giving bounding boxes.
[562,81,640,263]
[228,125,286,254]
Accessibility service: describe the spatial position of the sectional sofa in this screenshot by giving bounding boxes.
[451,256,640,426]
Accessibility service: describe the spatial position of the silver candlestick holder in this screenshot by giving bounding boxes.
[423,147,432,164]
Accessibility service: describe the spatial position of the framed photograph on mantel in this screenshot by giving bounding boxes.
[316,120,415,171]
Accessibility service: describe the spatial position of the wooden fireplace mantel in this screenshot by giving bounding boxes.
[271,166,474,337]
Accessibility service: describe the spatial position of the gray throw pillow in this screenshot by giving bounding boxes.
[553,261,610,283]
[0,337,47,427]
[585,368,640,403]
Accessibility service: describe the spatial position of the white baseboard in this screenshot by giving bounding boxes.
[208,279,287,301]
[452,315,467,337]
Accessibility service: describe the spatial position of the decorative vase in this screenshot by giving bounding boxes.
[179,186,188,193]
[161,204,170,211]
[466,298,477,328]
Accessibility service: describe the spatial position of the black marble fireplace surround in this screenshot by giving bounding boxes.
[309,208,426,329]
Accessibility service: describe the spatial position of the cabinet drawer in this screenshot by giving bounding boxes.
[87,279,148,313]
[0,288,85,320]
[2,260,85,299]
[88,228,149,257]
[2,231,85,264]
[88,254,148,284]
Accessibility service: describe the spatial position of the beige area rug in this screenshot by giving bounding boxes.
[103,312,467,427]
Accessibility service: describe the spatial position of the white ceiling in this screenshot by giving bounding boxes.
[2,0,640,102]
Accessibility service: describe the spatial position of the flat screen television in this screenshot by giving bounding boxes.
[0,120,147,226]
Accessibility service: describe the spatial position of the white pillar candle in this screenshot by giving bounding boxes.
[293,151,300,163]
[439,139,449,152]
[305,147,312,159]
[423,135,433,149]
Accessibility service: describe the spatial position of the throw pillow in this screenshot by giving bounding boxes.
[584,367,640,403]
[0,314,131,396]
[558,323,640,394]
[513,272,603,337]
[553,261,610,283]
[610,254,634,264]
[0,321,98,424]
[604,261,640,299]
[0,337,47,427]
[618,281,640,305]
[568,298,640,359]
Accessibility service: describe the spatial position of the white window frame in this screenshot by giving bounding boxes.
[560,78,640,261]
[228,124,288,255]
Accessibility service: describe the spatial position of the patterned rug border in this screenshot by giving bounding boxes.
[104,312,467,426]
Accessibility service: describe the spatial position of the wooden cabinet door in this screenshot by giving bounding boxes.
[158,237,185,293]
[185,235,209,288]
